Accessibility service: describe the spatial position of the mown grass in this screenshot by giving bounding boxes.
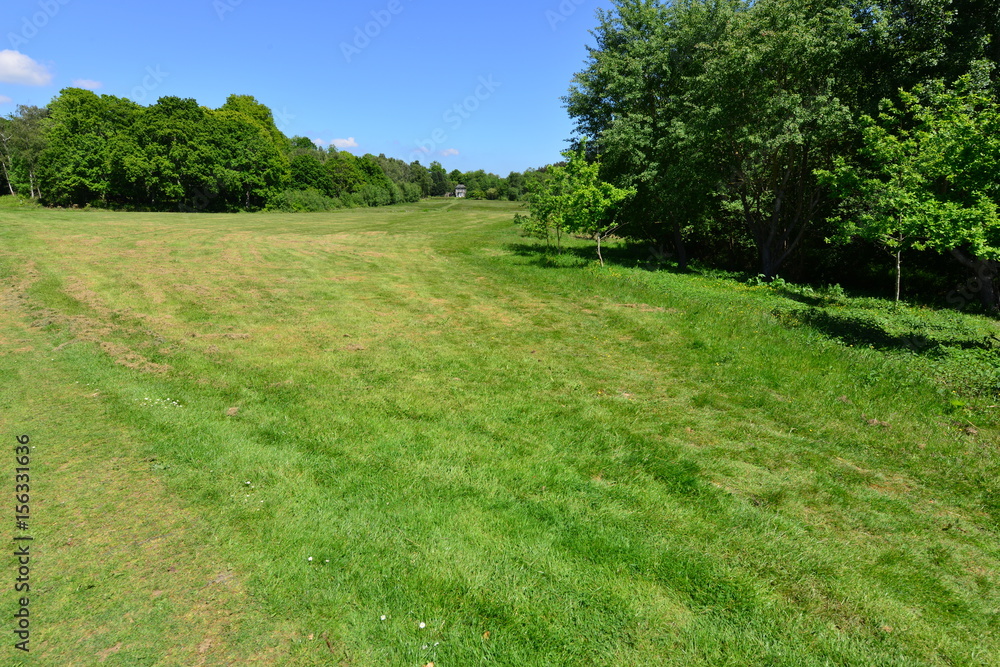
[1,199,998,665]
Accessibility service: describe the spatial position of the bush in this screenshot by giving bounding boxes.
[0,194,40,209]
[400,182,422,203]
[269,189,343,212]
[356,183,393,207]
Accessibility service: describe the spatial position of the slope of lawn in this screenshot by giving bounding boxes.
[1,199,998,665]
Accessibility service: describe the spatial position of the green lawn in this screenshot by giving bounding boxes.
[1,199,998,665]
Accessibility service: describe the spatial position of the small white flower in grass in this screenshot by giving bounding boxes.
[308,557,313,562]
[419,622,426,629]
[380,615,386,621]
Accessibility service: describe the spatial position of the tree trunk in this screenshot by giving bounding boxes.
[0,159,14,196]
[950,248,1000,313]
[759,240,776,281]
[895,248,902,302]
[596,233,604,267]
[672,220,687,271]
[980,266,999,314]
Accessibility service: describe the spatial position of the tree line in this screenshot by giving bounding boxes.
[0,88,532,213]
[547,0,1000,310]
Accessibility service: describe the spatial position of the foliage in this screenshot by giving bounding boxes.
[0,105,48,198]
[566,0,731,269]
[820,69,1000,308]
[0,193,40,208]
[522,142,634,264]
[565,0,1000,296]
[269,188,344,212]
[5,89,513,213]
[290,153,335,196]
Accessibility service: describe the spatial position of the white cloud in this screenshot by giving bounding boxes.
[72,79,103,90]
[332,137,359,149]
[0,50,52,86]
[440,148,460,157]
[0,95,12,105]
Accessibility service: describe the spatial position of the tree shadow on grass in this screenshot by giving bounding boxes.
[505,239,689,273]
[775,305,1000,354]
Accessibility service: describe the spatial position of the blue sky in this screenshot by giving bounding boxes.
[1,0,612,175]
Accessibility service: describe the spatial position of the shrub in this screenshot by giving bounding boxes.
[269,189,342,212]
[0,194,41,209]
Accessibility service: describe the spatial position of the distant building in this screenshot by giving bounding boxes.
[455,184,467,198]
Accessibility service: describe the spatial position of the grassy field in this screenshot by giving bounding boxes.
[1,198,999,665]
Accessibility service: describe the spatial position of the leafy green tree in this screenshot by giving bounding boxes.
[211,105,290,210]
[39,88,140,207]
[523,169,565,250]
[3,105,49,198]
[326,151,366,197]
[559,143,635,265]
[504,171,525,200]
[132,96,218,209]
[846,0,1000,116]
[290,153,335,196]
[219,94,291,156]
[372,154,421,203]
[410,161,433,197]
[524,144,635,264]
[681,0,860,279]
[356,154,397,206]
[429,161,451,196]
[566,0,734,270]
[821,71,1000,310]
[289,136,320,153]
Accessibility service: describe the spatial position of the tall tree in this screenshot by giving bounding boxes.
[39,88,139,207]
[211,106,289,210]
[681,0,860,278]
[290,153,335,195]
[428,161,450,196]
[566,0,736,270]
[410,161,433,197]
[2,106,48,198]
[0,116,16,196]
[326,151,366,197]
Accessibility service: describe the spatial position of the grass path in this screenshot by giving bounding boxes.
[1,199,998,665]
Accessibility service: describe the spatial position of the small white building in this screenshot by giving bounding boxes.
[455,184,467,198]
